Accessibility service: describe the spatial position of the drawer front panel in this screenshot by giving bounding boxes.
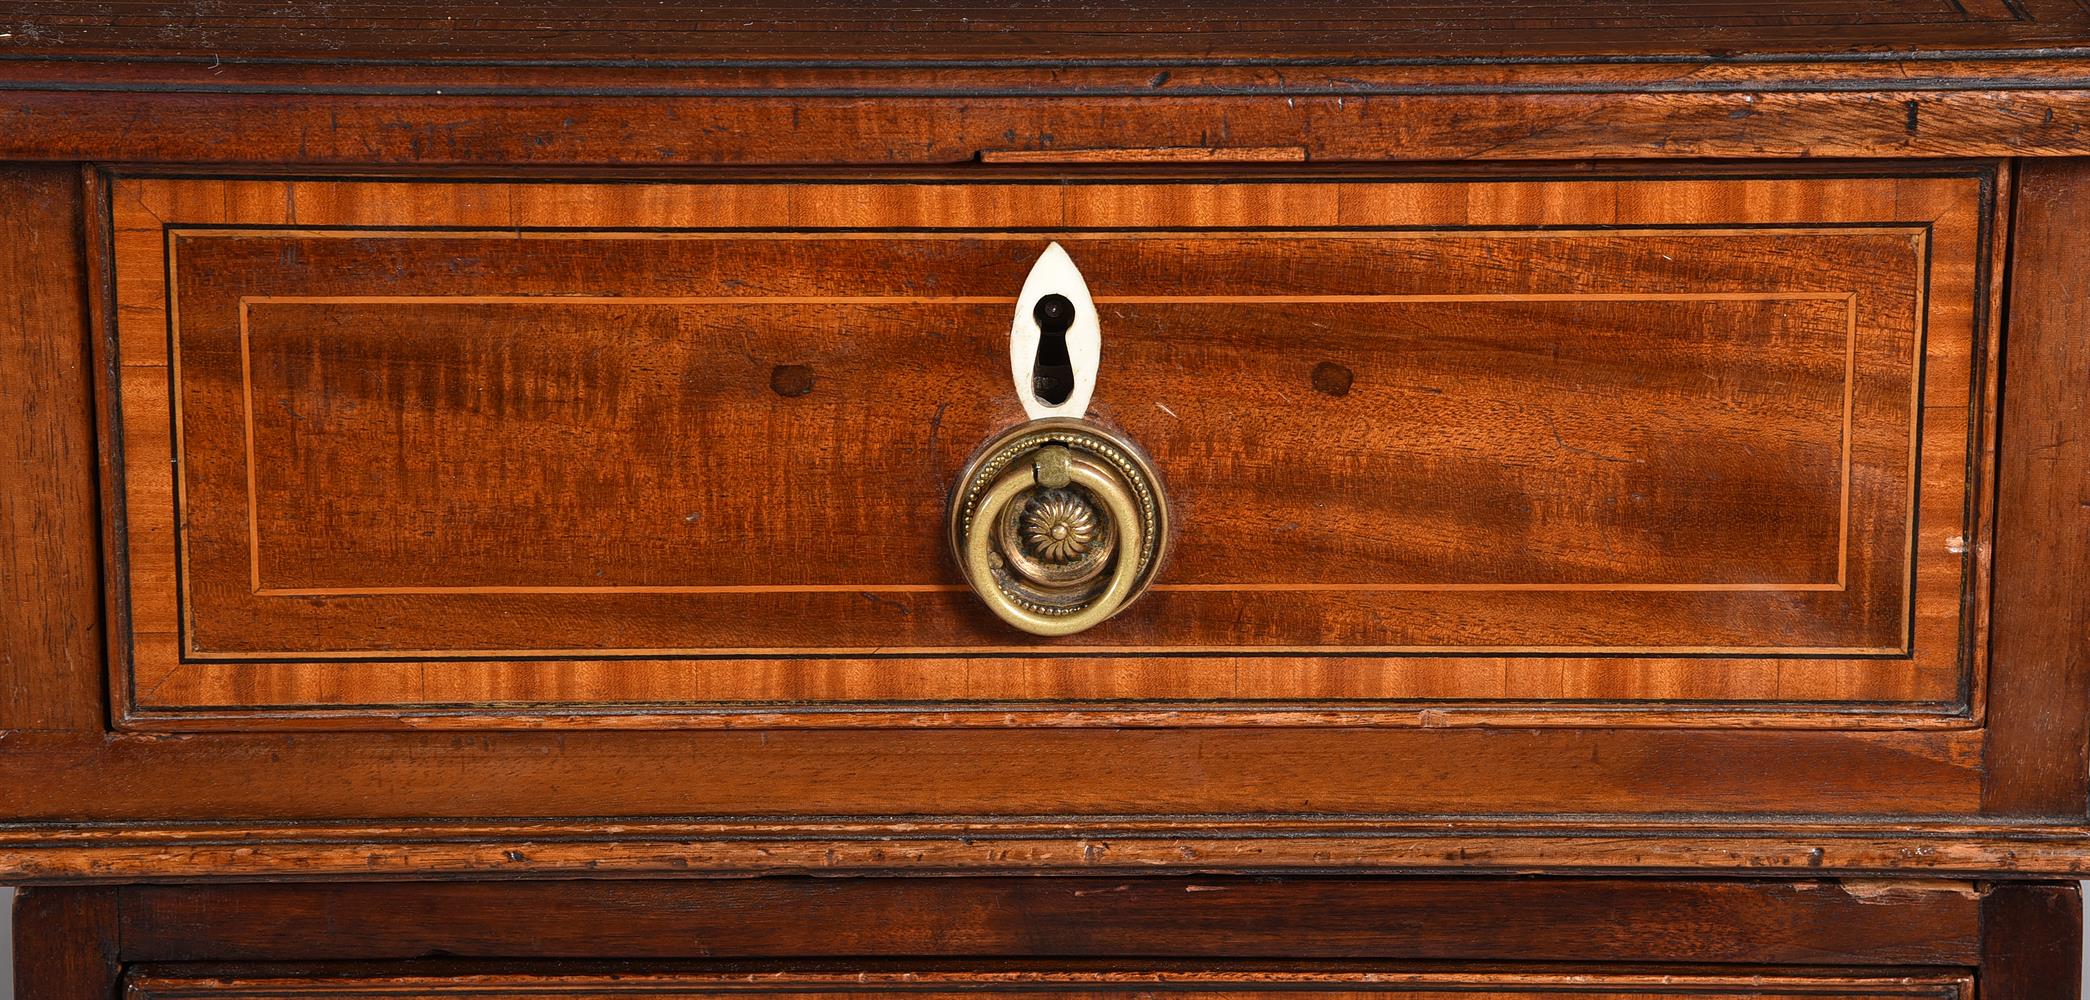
[124,971,1973,1000]
[108,172,1992,727]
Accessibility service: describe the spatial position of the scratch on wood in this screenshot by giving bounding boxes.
[1834,878,1979,902]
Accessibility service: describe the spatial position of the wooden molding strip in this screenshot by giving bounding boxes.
[123,970,1978,997]
[14,86,2090,163]
[5,819,2090,881]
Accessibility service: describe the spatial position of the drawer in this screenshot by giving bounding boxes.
[17,160,2090,879]
[120,970,1975,1000]
[21,878,2072,1000]
[106,169,1991,728]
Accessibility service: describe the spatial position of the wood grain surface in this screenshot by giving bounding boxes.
[11,3,2090,165]
[103,169,1993,728]
[120,970,1977,1000]
[8,0,2090,60]
[1981,882,2087,1000]
[1982,159,2090,817]
[11,887,118,1000]
[29,876,2066,1000]
[107,877,1990,964]
[19,10,2090,168]
[0,167,102,731]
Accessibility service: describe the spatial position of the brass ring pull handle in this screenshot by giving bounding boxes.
[964,452,1144,636]
[949,419,1169,636]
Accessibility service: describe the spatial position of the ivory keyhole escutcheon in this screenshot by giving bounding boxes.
[950,244,1169,636]
[1009,242,1101,420]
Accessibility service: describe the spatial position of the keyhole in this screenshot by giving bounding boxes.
[1031,293,1077,406]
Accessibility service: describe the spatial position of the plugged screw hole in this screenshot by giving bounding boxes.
[770,364,815,398]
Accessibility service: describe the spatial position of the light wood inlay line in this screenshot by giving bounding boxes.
[177,642,1918,661]
[1902,229,1932,649]
[239,291,1862,305]
[1840,292,1859,589]
[166,229,201,655]
[252,582,1847,597]
[165,225,1933,244]
[238,299,262,593]
[229,291,1861,598]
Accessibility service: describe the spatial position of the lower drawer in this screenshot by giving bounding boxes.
[123,969,1974,1000]
[12,879,2081,1000]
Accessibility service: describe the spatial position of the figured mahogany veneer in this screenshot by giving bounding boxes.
[104,169,1993,728]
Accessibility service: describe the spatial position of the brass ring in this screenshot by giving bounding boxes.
[962,453,1148,637]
